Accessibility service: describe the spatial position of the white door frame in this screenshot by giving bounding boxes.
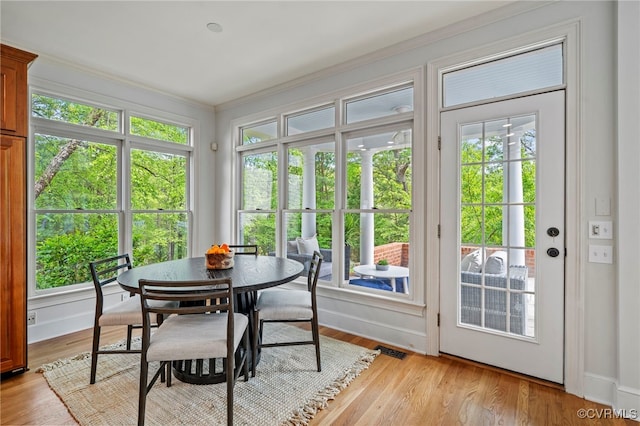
[424,21,583,396]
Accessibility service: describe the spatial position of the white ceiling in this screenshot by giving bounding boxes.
[1,1,514,106]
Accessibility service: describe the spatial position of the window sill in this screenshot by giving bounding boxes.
[279,279,425,317]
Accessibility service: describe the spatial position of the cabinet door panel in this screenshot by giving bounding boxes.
[0,60,18,133]
[0,135,27,373]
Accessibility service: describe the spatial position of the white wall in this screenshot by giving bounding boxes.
[25,56,217,343]
[214,0,638,414]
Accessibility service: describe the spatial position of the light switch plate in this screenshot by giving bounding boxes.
[595,197,611,216]
[589,221,613,239]
[588,245,613,264]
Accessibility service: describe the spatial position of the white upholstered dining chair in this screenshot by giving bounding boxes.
[88,254,173,384]
[252,250,323,376]
[137,277,249,426]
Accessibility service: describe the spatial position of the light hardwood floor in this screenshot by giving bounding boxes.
[0,326,634,425]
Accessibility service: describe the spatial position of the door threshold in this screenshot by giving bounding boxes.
[440,352,565,391]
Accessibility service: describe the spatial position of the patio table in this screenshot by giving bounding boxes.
[353,264,410,294]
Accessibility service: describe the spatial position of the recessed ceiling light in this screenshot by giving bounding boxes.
[392,105,411,114]
[207,22,223,33]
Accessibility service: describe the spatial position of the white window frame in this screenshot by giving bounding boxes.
[28,85,196,298]
[233,69,426,311]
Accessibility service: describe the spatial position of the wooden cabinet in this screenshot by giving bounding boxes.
[1,44,37,375]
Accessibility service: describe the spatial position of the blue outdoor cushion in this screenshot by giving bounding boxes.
[349,278,393,291]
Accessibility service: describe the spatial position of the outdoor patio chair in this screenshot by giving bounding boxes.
[228,244,258,255]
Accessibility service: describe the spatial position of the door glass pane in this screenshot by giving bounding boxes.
[459,115,536,337]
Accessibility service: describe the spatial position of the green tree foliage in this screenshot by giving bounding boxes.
[460,132,536,248]
[372,148,411,246]
[239,151,278,254]
[130,116,188,144]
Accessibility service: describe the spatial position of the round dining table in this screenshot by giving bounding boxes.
[117,255,304,384]
[117,255,303,293]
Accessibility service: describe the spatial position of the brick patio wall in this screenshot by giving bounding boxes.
[370,243,534,274]
[373,242,409,267]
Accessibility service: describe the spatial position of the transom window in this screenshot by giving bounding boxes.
[442,43,564,108]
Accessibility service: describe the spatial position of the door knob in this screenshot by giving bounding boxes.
[547,227,560,237]
[547,247,560,257]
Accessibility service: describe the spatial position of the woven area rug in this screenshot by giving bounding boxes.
[38,324,379,426]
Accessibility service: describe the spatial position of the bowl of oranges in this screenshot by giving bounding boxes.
[205,243,234,269]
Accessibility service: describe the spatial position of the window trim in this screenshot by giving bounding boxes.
[29,85,196,297]
[232,69,422,303]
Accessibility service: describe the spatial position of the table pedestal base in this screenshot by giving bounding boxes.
[171,291,259,385]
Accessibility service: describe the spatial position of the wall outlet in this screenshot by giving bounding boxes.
[27,311,36,326]
[588,245,613,264]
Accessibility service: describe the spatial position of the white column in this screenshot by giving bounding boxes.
[360,150,374,265]
[504,135,525,267]
[301,147,316,238]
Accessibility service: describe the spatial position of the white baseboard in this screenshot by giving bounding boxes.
[616,385,640,422]
[318,307,428,355]
[28,311,93,344]
[584,373,640,421]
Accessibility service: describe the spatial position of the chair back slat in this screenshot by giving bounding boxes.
[139,278,234,317]
[228,244,258,255]
[89,254,133,289]
[307,251,323,293]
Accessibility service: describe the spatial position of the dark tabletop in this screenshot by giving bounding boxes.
[117,255,304,293]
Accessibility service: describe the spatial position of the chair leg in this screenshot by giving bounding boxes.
[138,357,149,426]
[126,325,134,350]
[90,324,101,384]
[243,329,249,382]
[251,311,260,377]
[312,317,321,372]
[227,350,234,426]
